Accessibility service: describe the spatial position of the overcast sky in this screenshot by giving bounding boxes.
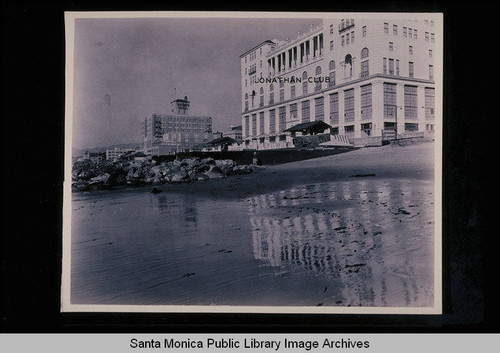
[71,15,323,149]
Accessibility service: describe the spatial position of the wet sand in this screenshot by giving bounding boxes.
[71,141,435,308]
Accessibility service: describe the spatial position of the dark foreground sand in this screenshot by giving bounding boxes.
[71,141,436,308]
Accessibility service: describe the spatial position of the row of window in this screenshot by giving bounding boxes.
[244,85,434,137]
[384,22,436,43]
[383,57,434,80]
[244,56,372,110]
[384,23,419,39]
[243,84,435,137]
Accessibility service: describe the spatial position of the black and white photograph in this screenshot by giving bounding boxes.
[62,12,442,314]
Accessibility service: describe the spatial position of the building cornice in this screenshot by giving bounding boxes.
[239,40,276,58]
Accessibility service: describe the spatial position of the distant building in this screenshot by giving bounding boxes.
[141,96,215,156]
[83,151,104,163]
[240,17,437,149]
[106,147,136,161]
[224,125,243,144]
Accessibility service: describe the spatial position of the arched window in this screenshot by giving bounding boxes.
[315,66,322,75]
[344,54,353,79]
[269,84,274,92]
[245,93,248,99]
[302,71,308,79]
[260,87,264,94]
[329,60,336,70]
[361,47,369,59]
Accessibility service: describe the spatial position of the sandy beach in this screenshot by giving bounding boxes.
[70,141,436,308]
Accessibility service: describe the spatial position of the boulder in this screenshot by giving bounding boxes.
[171,170,188,182]
[196,164,210,173]
[201,157,215,165]
[132,168,142,178]
[215,159,235,168]
[197,174,210,181]
[180,158,199,169]
[89,173,111,184]
[150,165,162,176]
[77,169,94,180]
[152,177,162,186]
[115,174,126,185]
[72,180,89,192]
[229,165,253,175]
[205,166,224,179]
[189,171,204,181]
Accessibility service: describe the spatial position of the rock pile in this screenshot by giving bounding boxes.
[72,157,255,192]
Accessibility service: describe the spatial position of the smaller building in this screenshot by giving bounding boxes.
[141,96,216,156]
[83,151,104,163]
[106,147,136,161]
[120,151,149,161]
[224,125,243,144]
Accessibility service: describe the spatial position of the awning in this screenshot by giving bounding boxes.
[284,120,332,134]
[206,136,238,145]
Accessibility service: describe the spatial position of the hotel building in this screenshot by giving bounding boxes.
[240,17,437,149]
[141,96,216,155]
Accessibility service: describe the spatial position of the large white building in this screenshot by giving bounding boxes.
[240,17,438,149]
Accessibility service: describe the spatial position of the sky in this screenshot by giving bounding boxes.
[71,15,323,149]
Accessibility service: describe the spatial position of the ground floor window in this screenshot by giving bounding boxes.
[383,83,397,118]
[329,92,339,125]
[361,122,372,136]
[301,100,311,123]
[244,115,249,138]
[331,127,339,135]
[251,114,257,137]
[259,112,265,136]
[315,96,324,121]
[344,89,355,123]
[290,103,298,120]
[344,125,355,138]
[384,122,396,129]
[404,85,418,119]
[405,123,419,131]
[426,124,434,131]
[360,84,372,120]
[425,87,435,120]
[269,109,276,134]
[278,106,287,133]
[279,135,286,141]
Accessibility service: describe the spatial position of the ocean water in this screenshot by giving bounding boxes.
[71,175,434,308]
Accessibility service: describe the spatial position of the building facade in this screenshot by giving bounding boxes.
[142,97,215,155]
[240,17,437,149]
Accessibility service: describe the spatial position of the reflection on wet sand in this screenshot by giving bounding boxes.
[247,179,434,307]
[71,176,433,307]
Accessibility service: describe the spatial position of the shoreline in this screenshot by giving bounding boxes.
[72,141,434,201]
